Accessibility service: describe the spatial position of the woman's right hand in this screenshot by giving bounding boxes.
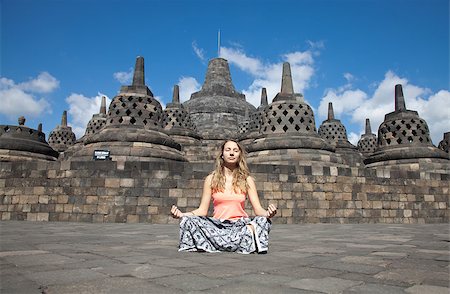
[171,205,184,219]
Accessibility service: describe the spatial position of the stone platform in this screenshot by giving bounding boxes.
[1,221,449,293]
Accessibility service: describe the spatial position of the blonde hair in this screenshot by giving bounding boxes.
[210,140,250,194]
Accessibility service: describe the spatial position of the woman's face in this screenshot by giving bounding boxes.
[222,141,241,165]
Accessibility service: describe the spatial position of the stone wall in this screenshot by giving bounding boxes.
[0,160,448,224]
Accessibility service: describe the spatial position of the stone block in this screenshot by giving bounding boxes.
[86,196,98,205]
[36,212,49,221]
[148,206,158,214]
[127,214,139,223]
[83,205,97,214]
[169,188,183,198]
[38,195,49,204]
[1,211,10,220]
[281,208,292,217]
[137,197,150,206]
[58,195,69,204]
[372,201,382,209]
[177,198,187,207]
[120,178,134,187]
[125,197,138,205]
[97,205,109,214]
[105,178,120,188]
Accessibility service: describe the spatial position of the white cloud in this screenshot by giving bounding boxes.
[153,95,166,110]
[192,41,206,62]
[407,90,450,145]
[318,88,368,120]
[113,68,133,84]
[343,73,355,83]
[66,93,111,138]
[348,132,360,146]
[19,72,59,93]
[318,71,449,146]
[219,46,316,108]
[0,73,56,119]
[220,47,264,76]
[177,76,201,102]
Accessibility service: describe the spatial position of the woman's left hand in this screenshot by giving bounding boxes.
[266,204,277,218]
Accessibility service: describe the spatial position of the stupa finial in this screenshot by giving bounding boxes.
[132,56,145,87]
[365,118,372,135]
[261,88,268,106]
[327,102,335,120]
[61,111,67,127]
[100,96,106,115]
[38,123,42,132]
[280,62,294,95]
[172,85,180,104]
[395,84,406,111]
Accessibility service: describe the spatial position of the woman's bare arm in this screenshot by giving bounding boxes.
[247,176,277,218]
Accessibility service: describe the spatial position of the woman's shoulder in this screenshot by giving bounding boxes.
[245,175,256,184]
[205,173,214,182]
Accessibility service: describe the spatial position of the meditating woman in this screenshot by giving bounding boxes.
[171,140,277,254]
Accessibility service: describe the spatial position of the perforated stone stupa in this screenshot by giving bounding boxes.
[365,84,448,165]
[438,132,449,155]
[83,95,107,139]
[319,102,356,149]
[72,56,185,162]
[357,119,377,156]
[48,111,76,152]
[246,62,343,165]
[0,116,58,161]
[238,88,268,146]
[318,102,362,166]
[162,85,201,161]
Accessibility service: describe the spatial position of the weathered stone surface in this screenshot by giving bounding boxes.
[1,222,449,293]
[366,84,448,164]
[184,58,256,141]
[289,277,363,293]
[0,120,59,161]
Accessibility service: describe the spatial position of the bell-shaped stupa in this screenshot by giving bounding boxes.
[319,102,356,149]
[0,117,58,161]
[365,84,448,165]
[162,85,201,161]
[183,58,256,140]
[84,95,108,138]
[72,56,185,162]
[438,132,449,156]
[48,111,76,152]
[238,88,268,147]
[357,118,377,156]
[318,102,362,166]
[246,63,344,165]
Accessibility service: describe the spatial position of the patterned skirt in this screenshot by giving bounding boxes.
[178,216,272,254]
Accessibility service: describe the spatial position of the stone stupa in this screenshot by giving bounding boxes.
[182,57,257,160]
[357,118,377,156]
[238,88,268,147]
[318,102,362,166]
[0,116,58,161]
[183,58,256,140]
[365,84,448,165]
[48,111,76,153]
[72,56,186,162]
[162,85,201,161]
[246,62,344,166]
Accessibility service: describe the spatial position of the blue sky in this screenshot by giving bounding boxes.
[1,0,449,146]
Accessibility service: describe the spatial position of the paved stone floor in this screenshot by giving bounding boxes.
[0,221,449,294]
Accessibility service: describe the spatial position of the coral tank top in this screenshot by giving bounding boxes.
[212,191,248,220]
